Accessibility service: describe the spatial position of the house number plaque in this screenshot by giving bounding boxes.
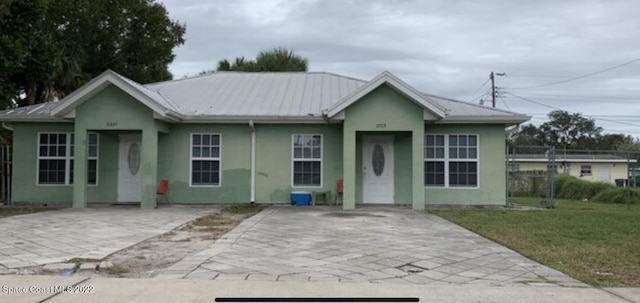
[106,122,118,127]
[376,123,387,129]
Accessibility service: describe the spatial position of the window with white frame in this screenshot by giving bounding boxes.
[38,132,98,185]
[191,134,221,186]
[580,165,592,176]
[424,134,478,187]
[292,134,322,187]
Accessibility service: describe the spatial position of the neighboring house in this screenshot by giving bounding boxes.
[508,154,636,184]
[0,70,530,210]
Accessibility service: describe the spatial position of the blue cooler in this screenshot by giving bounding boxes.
[291,191,311,206]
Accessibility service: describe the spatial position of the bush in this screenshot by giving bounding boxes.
[592,188,640,204]
[556,177,614,200]
[554,175,573,196]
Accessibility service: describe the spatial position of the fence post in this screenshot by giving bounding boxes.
[627,153,631,210]
[546,146,555,208]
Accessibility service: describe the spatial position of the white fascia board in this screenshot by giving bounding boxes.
[0,115,72,122]
[434,115,531,125]
[51,70,177,119]
[327,71,447,118]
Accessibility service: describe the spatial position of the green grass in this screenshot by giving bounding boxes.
[429,198,640,287]
[0,206,51,218]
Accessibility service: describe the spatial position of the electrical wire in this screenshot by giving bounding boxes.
[505,58,640,90]
[465,78,490,102]
[499,96,512,111]
[504,92,640,127]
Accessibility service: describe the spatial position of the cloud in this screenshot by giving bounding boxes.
[159,0,640,137]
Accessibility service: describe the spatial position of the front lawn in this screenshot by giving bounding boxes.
[429,198,640,287]
[0,206,51,218]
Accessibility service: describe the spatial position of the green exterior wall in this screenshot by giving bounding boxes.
[73,85,160,208]
[11,123,119,204]
[254,124,343,203]
[157,124,251,203]
[8,84,509,208]
[343,84,425,210]
[424,124,507,205]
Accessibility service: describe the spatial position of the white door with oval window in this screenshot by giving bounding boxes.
[362,135,394,204]
[117,134,142,202]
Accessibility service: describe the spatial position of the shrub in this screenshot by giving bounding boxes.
[592,188,640,204]
[560,179,613,200]
[554,175,573,196]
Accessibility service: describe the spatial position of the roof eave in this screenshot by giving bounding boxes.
[433,115,531,125]
[0,115,71,123]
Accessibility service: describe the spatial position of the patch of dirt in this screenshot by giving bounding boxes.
[30,205,266,279]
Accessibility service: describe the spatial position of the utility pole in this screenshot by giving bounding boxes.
[490,71,505,108]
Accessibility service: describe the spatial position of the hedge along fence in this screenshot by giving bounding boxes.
[555,175,639,204]
[554,175,612,200]
[510,173,639,204]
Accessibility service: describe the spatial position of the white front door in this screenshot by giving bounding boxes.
[362,135,394,204]
[117,134,142,202]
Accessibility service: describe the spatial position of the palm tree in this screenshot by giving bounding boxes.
[214,48,308,72]
[255,47,307,72]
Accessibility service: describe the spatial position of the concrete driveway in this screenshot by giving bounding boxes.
[158,206,585,287]
[0,205,218,270]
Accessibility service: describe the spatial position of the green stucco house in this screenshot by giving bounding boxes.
[0,70,530,210]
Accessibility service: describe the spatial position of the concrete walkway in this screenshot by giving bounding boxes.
[157,206,584,287]
[0,205,219,269]
[1,276,637,303]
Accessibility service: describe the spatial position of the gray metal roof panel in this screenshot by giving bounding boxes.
[146,72,367,117]
[1,102,61,116]
[0,71,531,123]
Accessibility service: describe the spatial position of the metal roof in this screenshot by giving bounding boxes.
[0,70,531,124]
[146,72,365,118]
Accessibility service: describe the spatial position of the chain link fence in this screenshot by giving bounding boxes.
[506,145,639,208]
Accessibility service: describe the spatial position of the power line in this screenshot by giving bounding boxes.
[499,96,511,111]
[507,92,638,101]
[465,78,490,102]
[505,58,640,90]
[504,92,640,127]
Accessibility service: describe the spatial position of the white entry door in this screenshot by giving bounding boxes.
[362,135,394,204]
[117,134,142,202]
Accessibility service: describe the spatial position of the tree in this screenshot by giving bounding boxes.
[1,0,186,107]
[538,111,602,149]
[0,0,57,108]
[508,110,640,152]
[215,48,308,72]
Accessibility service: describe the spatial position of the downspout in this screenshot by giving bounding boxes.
[249,120,256,203]
[1,123,13,131]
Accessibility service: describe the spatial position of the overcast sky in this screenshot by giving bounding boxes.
[159,0,640,138]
